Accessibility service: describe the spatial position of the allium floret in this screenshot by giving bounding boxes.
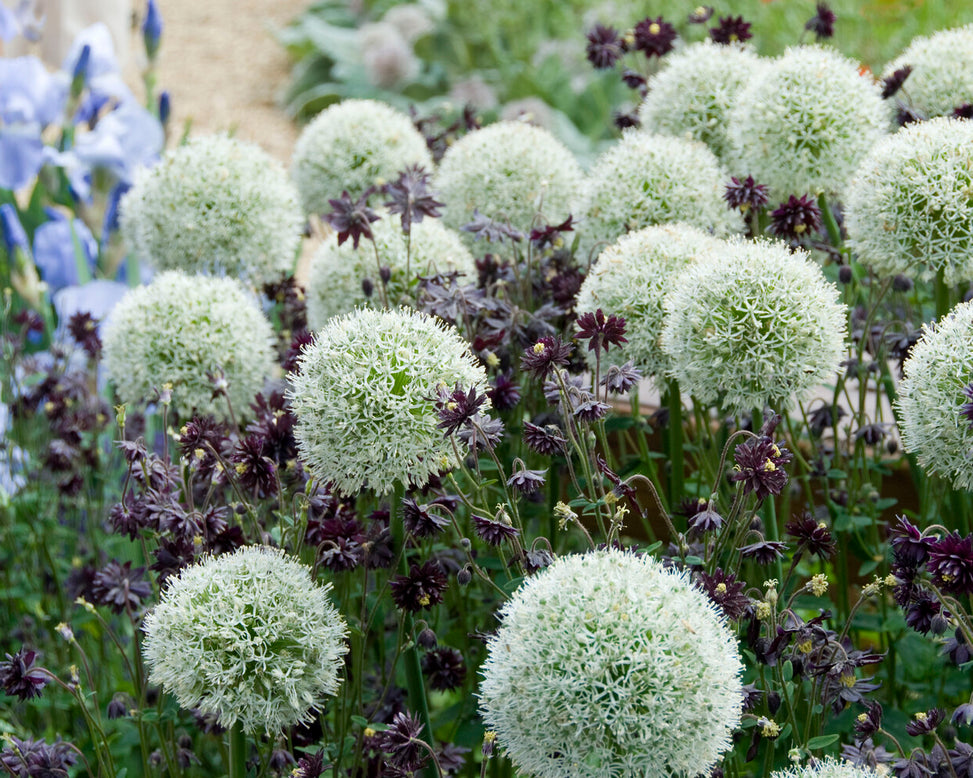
[881,26,973,119]
[727,45,889,198]
[291,99,433,215]
[578,131,742,255]
[845,117,973,285]
[120,135,303,286]
[896,300,973,490]
[142,546,348,735]
[637,41,764,163]
[575,224,723,383]
[479,548,744,778]
[287,308,488,496]
[434,121,582,241]
[661,239,847,415]
[305,210,476,328]
[770,757,883,778]
[102,271,275,422]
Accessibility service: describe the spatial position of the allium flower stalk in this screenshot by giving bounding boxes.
[661,239,847,415]
[845,117,973,285]
[102,271,276,422]
[479,548,743,778]
[727,45,889,198]
[881,25,973,119]
[120,135,303,287]
[897,300,973,490]
[305,209,476,328]
[291,99,433,215]
[287,308,488,496]
[142,546,348,735]
[637,41,764,163]
[578,131,742,255]
[575,223,723,384]
[434,121,582,241]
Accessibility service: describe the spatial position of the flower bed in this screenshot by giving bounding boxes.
[4,4,973,778]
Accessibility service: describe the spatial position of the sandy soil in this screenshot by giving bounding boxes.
[152,0,308,161]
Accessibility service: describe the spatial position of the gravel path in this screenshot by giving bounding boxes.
[154,0,307,161]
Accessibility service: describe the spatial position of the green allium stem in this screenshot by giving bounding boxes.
[934,266,952,322]
[817,193,842,250]
[666,379,684,505]
[391,484,436,775]
[228,722,247,778]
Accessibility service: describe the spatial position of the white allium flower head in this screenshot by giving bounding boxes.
[638,41,765,163]
[287,307,488,495]
[305,210,476,329]
[882,25,973,119]
[102,270,275,422]
[291,99,433,214]
[661,238,847,415]
[142,546,348,735]
[577,131,742,258]
[479,548,744,778]
[434,120,583,239]
[896,300,973,490]
[575,223,723,383]
[119,135,303,287]
[771,757,882,778]
[360,22,420,89]
[845,117,973,285]
[727,45,889,198]
[381,4,434,43]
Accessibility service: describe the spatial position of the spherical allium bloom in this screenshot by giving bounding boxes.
[882,26,973,119]
[661,239,847,415]
[434,121,582,240]
[287,307,487,495]
[727,45,889,198]
[897,301,973,490]
[291,99,433,214]
[102,271,275,422]
[577,131,742,256]
[120,135,303,287]
[305,210,476,328]
[142,546,348,735]
[637,41,764,163]
[845,117,973,285]
[479,548,743,778]
[575,224,723,383]
[770,757,882,778]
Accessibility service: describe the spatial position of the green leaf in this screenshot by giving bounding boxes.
[806,734,840,749]
[782,660,793,682]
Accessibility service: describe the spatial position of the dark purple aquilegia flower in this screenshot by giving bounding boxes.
[390,561,448,612]
[383,165,443,233]
[769,195,822,240]
[724,175,769,213]
[585,24,624,69]
[710,15,752,44]
[926,532,973,595]
[325,189,379,249]
[0,648,49,700]
[729,435,794,499]
[633,16,678,58]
